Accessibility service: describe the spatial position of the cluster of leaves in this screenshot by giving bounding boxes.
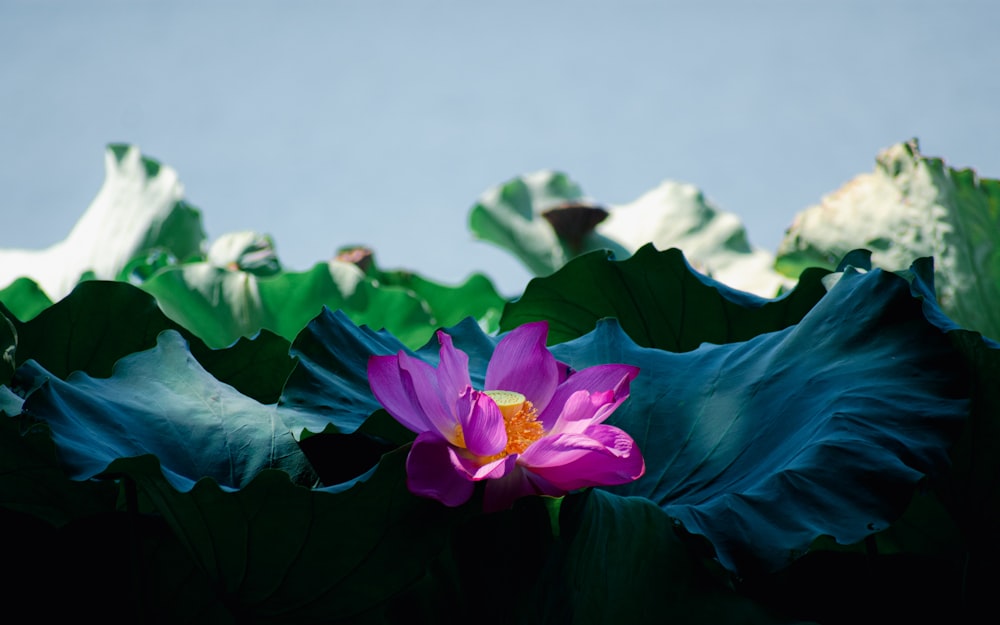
[2,141,999,624]
[0,145,506,351]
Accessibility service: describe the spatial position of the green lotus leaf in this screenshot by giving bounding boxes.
[138,260,436,350]
[4,279,293,404]
[776,139,1000,341]
[6,279,197,380]
[501,244,837,350]
[284,261,968,576]
[334,244,508,334]
[0,277,53,322]
[0,144,205,301]
[468,170,608,276]
[14,329,314,492]
[117,248,177,284]
[371,270,505,333]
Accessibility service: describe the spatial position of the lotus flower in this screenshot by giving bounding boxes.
[368,321,644,511]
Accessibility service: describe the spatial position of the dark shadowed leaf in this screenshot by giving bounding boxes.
[5,279,294,403]
[534,489,798,624]
[0,415,118,527]
[0,311,14,385]
[100,448,459,623]
[10,280,192,379]
[501,244,833,350]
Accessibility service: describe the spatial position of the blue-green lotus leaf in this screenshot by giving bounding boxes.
[15,330,314,492]
[278,308,496,440]
[575,266,968,574]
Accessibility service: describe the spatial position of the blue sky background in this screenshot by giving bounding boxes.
[3,0,998,295]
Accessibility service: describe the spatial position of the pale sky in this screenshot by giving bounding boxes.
[3,0,998,295]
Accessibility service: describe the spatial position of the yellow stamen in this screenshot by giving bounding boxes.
[485,390,546,460]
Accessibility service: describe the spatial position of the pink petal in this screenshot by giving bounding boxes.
[435,331,473,398]
[485,322,559,411]
[368,354,436,434]
[396,351,461,439]
[453,452,516,481]
[545,389,613,436]
[455,388,507,457]
[406,433,476,506]
[519,425,645,491]
[538,364,639,431]
[482,464,563,513]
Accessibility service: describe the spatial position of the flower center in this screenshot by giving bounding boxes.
[481,390,545,459]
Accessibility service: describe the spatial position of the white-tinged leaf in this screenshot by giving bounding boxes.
[776,139,1000,340]
[598,181,794,297]
[0,144,206,300]
[469,171,792,297]
[207,230,282,276]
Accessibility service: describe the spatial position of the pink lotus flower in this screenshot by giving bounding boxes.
[368,321,644,512]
